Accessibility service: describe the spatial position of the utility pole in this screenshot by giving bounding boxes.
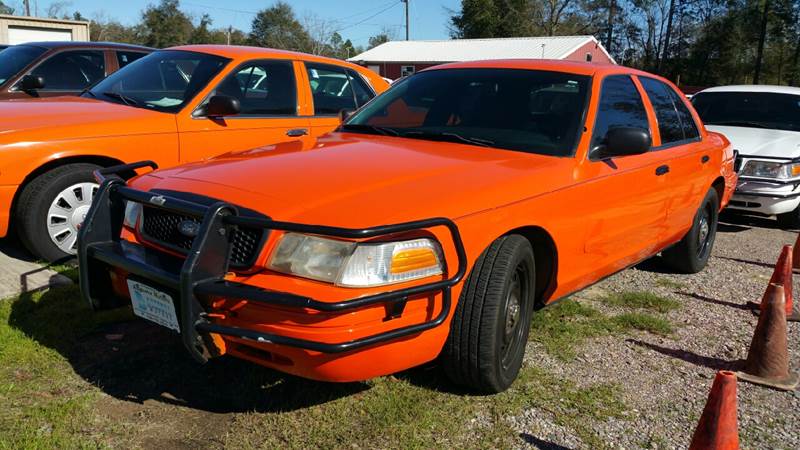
[605,0,615,54]
[227,26,232,45]
[23,0,31,16]
[402,0,409,40]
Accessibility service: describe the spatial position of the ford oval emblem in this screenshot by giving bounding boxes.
[178,220,200,238]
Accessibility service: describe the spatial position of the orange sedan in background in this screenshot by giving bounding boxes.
[79,60,736,393]
[0,45,388,261]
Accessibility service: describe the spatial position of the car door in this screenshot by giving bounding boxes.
[176,59,312,163]
[22,49,107,98]
[303,62,377,137]
[638,76,709,241]
[578,75,673,269]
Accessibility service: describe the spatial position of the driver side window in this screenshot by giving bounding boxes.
[591,75,649,151]
[29,50,106,91]
[214,60,297,116]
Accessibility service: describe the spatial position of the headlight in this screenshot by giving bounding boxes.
[740,161,800,179]
[123,201,143,230]
[268,233,444,287]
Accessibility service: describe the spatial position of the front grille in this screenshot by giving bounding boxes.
[140,207,265,268]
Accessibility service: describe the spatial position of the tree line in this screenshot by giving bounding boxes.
[0,0,391,60]
[451,0,800,87]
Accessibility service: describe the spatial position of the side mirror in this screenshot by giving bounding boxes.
[591,127,651,160]
[20,74,45,91]
[338,108,354,123]
[202,95,241,118]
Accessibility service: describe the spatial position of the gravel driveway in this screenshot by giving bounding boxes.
[512,211,800,449]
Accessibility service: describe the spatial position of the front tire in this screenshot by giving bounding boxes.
[16,163,100,262]
[442,234,536,393]
[662,188,719,274]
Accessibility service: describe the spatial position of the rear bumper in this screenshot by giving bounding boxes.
[78,162,467,378]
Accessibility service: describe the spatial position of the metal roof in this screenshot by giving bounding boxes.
[348,35,614,64]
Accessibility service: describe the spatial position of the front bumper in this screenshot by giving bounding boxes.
[78,162,467,363]
[728,178,800,215]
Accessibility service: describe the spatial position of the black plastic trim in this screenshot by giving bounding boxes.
[79,161,467,358]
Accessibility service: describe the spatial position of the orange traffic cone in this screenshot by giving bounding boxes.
[738,283,799,390]
[758,246,800,322]
[689,371,740,450]
[793,233,800,274]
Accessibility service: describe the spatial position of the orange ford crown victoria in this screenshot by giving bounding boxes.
[0,45,388,262]
[78,60,736,393]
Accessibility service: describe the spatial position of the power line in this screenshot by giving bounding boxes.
[333,1,402,33]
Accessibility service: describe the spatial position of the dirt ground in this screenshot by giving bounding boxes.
[1,211,799,449]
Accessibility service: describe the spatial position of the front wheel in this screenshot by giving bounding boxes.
[441,234,536,393]
[16,163,100,262]
[662,188,719,274]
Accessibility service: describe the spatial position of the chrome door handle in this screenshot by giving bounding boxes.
[286,128,308,137]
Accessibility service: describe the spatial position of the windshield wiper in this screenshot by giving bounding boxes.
[80,89,96,98]
[709,120,771,129]
[102,91,140,107]
[339,123,400,136]
[402,130,495,147]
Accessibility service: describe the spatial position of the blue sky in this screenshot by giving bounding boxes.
[17,0,461,46]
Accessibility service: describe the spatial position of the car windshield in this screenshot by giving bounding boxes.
[692,91,800,132]
[85,50,229,113]
[0,45,47,86]
[343,68,591,156]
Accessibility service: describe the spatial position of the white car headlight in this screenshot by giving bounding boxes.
[268,233,444,287]
[741,160,800,179]
[123,201,143,230]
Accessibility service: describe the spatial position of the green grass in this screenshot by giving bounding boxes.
[0,282,636,449]
[601,291,681,313]
[531,295,677,360]
[654,277,686,290]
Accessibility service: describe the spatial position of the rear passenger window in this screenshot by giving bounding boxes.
[668,87,700,139]
[116,51,147,68]
[591,75,649,151]
[306,63,357,115]
[347,69,374,107]
[213,60,297,116]
[640,77,700,145]
[640,77,683,144]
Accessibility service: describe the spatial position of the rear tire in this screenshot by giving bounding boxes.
[662,188,719,274]
[442,234,536,393]
[16,163,100,262]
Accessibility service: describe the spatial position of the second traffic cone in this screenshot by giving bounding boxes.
[738,283,799,391]
[759,246,800,322]
[793,232,800,274]
[689,371,740,450]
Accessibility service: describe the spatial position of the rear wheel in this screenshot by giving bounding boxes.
[16,164,100,262]
[662,188,719,274]
[442,234,536,393]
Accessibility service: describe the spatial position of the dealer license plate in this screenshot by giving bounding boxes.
[127,279,180,333]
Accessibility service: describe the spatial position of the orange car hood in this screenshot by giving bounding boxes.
[0,96,175,142]
[140,133,575,225]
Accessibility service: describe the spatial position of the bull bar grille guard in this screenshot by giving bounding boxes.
[78,161,467,362]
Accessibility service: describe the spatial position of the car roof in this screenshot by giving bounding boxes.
[17,41,153,51]
[697,84,800,96]
[168,44,371,70]
[420,59,653,78]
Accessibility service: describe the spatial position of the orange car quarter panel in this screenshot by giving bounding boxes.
[78,60,735,387]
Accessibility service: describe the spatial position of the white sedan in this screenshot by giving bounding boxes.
[692,85,800,227]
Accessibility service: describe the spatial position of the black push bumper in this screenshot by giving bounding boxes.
[78,162,467,362]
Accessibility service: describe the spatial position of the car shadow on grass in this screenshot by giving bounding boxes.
[7,283,371,414]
